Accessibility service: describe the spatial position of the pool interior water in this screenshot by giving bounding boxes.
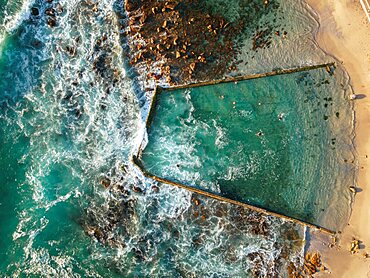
[140,67,354,231]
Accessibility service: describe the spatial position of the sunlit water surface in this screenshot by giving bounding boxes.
[0,0,354,277]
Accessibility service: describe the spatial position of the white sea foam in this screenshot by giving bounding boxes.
[4,0,140,273]
[0,0,318,275]
[3,0,35,33]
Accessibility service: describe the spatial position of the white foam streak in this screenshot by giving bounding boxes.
[0,0,311,275]
[3,0,35,33]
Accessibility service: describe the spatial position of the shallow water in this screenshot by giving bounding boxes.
[0,0,354,276]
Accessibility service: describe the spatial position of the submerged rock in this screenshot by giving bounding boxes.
[47,17,56,27]
[100,177,111,189]
[31,7,39,16]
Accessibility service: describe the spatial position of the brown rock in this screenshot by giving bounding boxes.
[193,198,200,206]
[47,17,56,27]
[189,62,196,71]
[133,186,143,193]
[92,4,98,13]
[31,7,39,16]
[100,178,111,189]
[45,8,56,17]
[350,239,360,254]
[125,0,142,12]
[164,2,176,10]
[310,252,321,267]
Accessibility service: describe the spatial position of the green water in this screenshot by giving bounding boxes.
[140,67,354,231]
[0,0,356,275]
[0,0,141,275]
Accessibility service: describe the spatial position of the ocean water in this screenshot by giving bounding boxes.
[140,66,354,231]
[0,0,354,277]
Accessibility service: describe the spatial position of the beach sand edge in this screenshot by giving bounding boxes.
[305,0,370,277]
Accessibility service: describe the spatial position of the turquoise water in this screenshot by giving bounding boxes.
[140,67,354,231]
[0,0,354,276]
[0,0,142,275]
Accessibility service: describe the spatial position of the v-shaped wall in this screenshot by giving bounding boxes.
[135,64,355,233]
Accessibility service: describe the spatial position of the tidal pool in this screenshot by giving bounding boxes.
[138,65,355,231]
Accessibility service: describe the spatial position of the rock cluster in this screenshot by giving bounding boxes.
[304,252,323,275]
[349,238,360,254]
[30,0,64,28]
[123,0,251,86]
[288,252,325,278]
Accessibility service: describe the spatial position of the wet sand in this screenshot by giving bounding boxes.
[305,0,370,277]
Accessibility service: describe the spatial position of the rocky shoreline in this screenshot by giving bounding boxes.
[81,1,312,277]
[122,0,281,89]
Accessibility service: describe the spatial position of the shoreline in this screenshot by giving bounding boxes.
[305,0,370,277]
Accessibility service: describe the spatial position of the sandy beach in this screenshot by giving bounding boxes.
[305,0,370,276]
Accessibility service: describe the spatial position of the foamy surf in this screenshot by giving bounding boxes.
[2,0,35,32]
[0,0,355,276]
